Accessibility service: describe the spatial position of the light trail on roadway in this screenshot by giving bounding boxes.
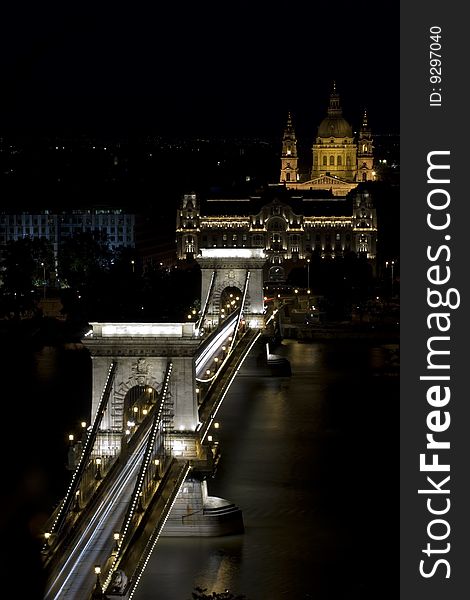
[45,430,150,600]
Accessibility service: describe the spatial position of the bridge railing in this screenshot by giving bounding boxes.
[195,308,239,369]
[229,270,250,353]
[198,327,262,441]
[44,361,118,545]
[117,363,173,554]
[196,270,217,332]
[104,459,192,599]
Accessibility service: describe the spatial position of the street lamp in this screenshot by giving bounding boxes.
[306,258,310,292]
[153,458,161,480]
[92,566,103,599]
[41,262,46,299]
[385,260,395,296]
[95,457,102,480]
[131,259,135,273]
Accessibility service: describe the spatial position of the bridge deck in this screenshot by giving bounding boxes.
[45,436,146,599]
[46,322,263,598]
[107,459,190,596]
[199,328,261,439]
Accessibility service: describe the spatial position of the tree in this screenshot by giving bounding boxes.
[190,587,247,600]
[0,237,54,317]
[58,231,112,290]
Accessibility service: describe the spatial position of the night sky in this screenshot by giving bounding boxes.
[1,1,399,138]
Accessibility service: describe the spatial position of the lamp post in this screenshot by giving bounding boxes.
[41,261,46,299]
[385,260,395,297]
[113,532,120,553]
[131,259,135,273]
[153,458,161,480]
[92,566,103,599]
[73,489,81,512]
[95,457,102,480]
[306,258,311,294]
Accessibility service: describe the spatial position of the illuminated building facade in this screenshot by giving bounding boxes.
[0,209,135,258]
[280,84,375,196]
[176,187,377,284]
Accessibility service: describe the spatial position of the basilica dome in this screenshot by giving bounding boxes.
[317,84,353,139]
[317,115,353,139]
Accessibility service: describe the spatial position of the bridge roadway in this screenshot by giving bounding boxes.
[45,324,262,599]
[198,327,261,440]
[45,423,151,599]
[195,310,239,380]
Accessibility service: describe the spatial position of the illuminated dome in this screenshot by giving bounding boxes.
[317,116,353,138]
[317,84,353,139]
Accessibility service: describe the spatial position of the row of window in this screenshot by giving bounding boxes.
[0,215,133,225]
[1,225,133,236]
[316,155,353,167]
[2,232,134,246]
[317,139,350,145]
[192,231,352,248]
[199,232,351,241]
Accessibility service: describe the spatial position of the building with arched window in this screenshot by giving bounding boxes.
[280,84,375,196]
[176,186,378,279]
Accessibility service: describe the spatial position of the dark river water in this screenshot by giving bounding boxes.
[135,338,399,600]
[0,334,398,600]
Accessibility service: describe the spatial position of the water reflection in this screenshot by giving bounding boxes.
[135,339,398,600]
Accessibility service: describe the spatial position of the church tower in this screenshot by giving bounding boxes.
[311,83,357,182]
[356,109,375,181]
[176,193,200,259]
[280,112,299,184]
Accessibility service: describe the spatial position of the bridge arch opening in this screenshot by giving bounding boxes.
[122,385,158,429]
[219,286,243,316]
[268,265,286,282]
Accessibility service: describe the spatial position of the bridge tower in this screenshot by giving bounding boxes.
[83,322,201,456]
[196,249,266,330]
[80,319,245,543]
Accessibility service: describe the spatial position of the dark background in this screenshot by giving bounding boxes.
[1,1,399,139]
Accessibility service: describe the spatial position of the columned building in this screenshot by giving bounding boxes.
[176,187,378,282]
[280,84,376,196]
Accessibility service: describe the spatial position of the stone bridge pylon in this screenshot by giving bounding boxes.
[197,248,266,330]
[84,322,201,456]
[82,320,245,539]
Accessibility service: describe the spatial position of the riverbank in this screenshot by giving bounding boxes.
[282,321,399,342]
